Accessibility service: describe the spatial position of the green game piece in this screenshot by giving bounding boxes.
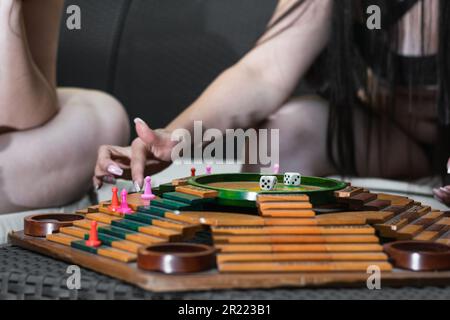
[71,240,98,254]
[162,192,210,205]
[137,205,168,216]
[150,198,191,210]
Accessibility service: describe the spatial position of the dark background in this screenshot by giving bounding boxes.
[57,0,277,137]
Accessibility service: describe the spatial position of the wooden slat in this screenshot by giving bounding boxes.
[376,194,414,207]
[87,213,122,224]
[259,209,316,218]
[47,233,78,246]
[60,226,89,239]
[73,219,109,230]
[334,186,364,198]
[87,205,100,213]
[213,234,380,244]
[257,194,310,203]
[97,247,136,262]
[212,225,375,236]
[435,231,450,246]
[376,205,431,237]
[215,243,383,253]
[319,211,394,224]
[396,211,445,240]
[218,261,392,273]
[175,185,218,198]
[171,177,190,186]
[217,252,389,263]
[414,217,450,241]
[362,199,391,211]
[259,202,313,211]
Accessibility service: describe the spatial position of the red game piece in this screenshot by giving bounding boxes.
[191,167,196,177]
[108,186,121,212]
[86,220,101,247]
[119,189,134,214]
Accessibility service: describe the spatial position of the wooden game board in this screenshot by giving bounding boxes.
[8,174,450,292]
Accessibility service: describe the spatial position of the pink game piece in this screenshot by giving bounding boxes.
[141,176,156,200]
[273,163,280,174]
[119,189,134,214]
[206,165,212,175]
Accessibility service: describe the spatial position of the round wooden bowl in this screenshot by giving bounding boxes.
[137,243,216,274]
[24,213,84,237]
[384,241,450,271]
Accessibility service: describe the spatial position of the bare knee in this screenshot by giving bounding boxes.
[58,88,130,146]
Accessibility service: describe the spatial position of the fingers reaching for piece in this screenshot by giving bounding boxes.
[94,145,132,189]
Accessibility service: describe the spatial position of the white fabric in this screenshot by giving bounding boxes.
[0,195,92,244]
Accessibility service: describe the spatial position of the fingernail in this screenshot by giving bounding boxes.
[95,184,100,190]
[107,165,123,176]
[134,181,141,193]
[134,118,146,126]
[447,166,450,174]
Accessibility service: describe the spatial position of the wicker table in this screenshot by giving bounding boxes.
[1,246,450,300]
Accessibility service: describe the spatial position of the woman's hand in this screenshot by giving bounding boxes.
[93,118,175,191]
[433,158,450,207]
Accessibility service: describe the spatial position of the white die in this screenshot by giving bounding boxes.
[284,172,301,186]
[259,176,277,191]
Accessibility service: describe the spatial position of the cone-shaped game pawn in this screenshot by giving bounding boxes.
[86,220,102,247]
[108,186,121,212]
[119,189,134,214]
[141,176,156,200]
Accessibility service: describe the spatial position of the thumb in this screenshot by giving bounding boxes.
[134,118,160,146]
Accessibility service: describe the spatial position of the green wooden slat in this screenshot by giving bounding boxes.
[137,205,168,216]
[110,220,145,232]
[83,233,122,246]
[124,213,157,225]
[162,192,209,205]
[99,225,135,239]
[150,198,191,210]
[158,183,176,193]
[71,240,98,254]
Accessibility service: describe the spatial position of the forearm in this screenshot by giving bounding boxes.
[167,0,332,134]
[167,63,287,133]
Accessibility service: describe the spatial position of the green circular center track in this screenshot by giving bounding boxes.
[188,173,347,208]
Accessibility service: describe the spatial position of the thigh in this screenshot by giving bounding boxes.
[0,88,129,213]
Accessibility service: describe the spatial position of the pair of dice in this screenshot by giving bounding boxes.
[260,172,301,191]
